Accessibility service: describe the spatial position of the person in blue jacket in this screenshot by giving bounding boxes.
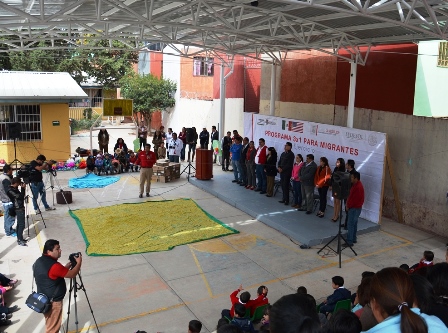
[230,137,243,184]
[319,276,351,315]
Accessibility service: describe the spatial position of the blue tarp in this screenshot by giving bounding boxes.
[69,173,120,189]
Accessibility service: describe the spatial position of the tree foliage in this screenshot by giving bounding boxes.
[2,39,138,88]
[120,73,177,126]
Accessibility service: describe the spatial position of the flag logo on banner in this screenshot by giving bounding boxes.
[282,120,303,133]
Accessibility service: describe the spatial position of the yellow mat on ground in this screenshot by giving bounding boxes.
[69,199,239,256]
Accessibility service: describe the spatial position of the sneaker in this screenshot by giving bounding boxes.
[232,180,238,183]
[35,209,41,214]
[45,207,56,211]
[139,194,143,198]
[7,233,17,237]
[260,191,266,194]
[146,193,150,197]
[17,241,27,247]
[8,279,18,287]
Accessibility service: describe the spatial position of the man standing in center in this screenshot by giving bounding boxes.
[299,154,317,214]
[277,142,295,205]
[255,138,268,194]
[199,127,210,149]
[168,133,183,163]
[135,144,157,198]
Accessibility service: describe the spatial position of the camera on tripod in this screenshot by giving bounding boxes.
[17,165,30,184]
[69,252,82,268]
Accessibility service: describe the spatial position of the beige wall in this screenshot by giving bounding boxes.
[0,103,71,164]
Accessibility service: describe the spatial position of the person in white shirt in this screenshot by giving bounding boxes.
[168,133,183,163]
[165,128,173,159]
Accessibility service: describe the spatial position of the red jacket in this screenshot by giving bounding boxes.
[255,146,267,165]
[347,180,364,209]
[229,289,269,317]
[135,150,156,168]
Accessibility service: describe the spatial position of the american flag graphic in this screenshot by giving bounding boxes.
[288,121,303,133]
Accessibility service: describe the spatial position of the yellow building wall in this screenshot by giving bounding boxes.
[0,104,71,164]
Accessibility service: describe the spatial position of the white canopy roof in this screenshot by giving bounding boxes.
[0,71,88,102]
[0,0,447,64]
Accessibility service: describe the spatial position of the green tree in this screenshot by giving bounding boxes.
[4,38,138,87]
[120,73,177,128]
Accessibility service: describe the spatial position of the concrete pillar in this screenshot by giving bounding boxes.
[219,63,226,134]
[270,63,277,116]
[347,60,358,128]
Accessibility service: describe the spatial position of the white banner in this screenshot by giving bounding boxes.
[245,114,387,224]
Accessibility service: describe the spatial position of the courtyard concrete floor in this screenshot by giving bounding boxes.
[0,124,446,333]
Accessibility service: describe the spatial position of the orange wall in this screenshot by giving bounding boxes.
[213,55,245,99]
[280,50,337,104]
[180,57,214,100]
[150,52,163,78]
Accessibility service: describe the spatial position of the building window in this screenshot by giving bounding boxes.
[193,57,214,76]
[437,42,448,68]
[0,105,42,141]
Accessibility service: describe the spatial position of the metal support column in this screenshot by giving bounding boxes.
[347,60,358,128]
[270,63,277,116]
[219,64,226,134]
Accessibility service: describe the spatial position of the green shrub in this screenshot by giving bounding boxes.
[71,118,101,132]
[83,108,93,119]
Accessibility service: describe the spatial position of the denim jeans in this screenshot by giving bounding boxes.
[232,160,241,181]
[169,155,180,163]
[347,207,362,245]
[292,181,302,206]
[30,181,50,211]
[180,146,186,161]
[2,202,15,235]
[255,164,267,191]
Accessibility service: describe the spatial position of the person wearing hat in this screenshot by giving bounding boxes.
[277,142,295,205]
[199,127,210,149]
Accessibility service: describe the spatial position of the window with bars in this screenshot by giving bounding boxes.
[437,42,448,68]
[193,57,214,76]
[0,105,42,141]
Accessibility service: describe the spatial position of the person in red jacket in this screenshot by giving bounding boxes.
[135,144,157,198]
[346,171,364,246]
[408,251,434,274]
[248,285,269,315]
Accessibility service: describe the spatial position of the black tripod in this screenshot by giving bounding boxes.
[9,138,24,171]
[24,182,46,235]
[317,202,357,268]
[65,272,100,333]
[181,161,196,181]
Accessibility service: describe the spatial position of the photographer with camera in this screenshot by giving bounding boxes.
[168,132,183,163]
[33,239,82,333]
[29,155,56,214]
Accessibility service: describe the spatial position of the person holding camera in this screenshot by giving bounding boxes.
[168,133,183,163]
[29,155,56,214]
[6,177,27,246]
[34,239,82,333]
[0,164,16,237]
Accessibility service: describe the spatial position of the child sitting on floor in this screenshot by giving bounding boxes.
[319,276,351,315]
[408,250,434,274]
[86,155,96,174]
[129,152,138,172]
[103,154,112,175]
[94,154,104,175]
[230,303,255,333]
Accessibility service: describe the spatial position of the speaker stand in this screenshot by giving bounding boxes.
[317,203,357,268]
[9,138,25,171]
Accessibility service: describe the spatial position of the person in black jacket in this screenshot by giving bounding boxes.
[199,127,210,149]
[277,142,295,205]
[7,177,27,246]
[239,137,250,187]
[264,147,278,197]
[221,132,232,171]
